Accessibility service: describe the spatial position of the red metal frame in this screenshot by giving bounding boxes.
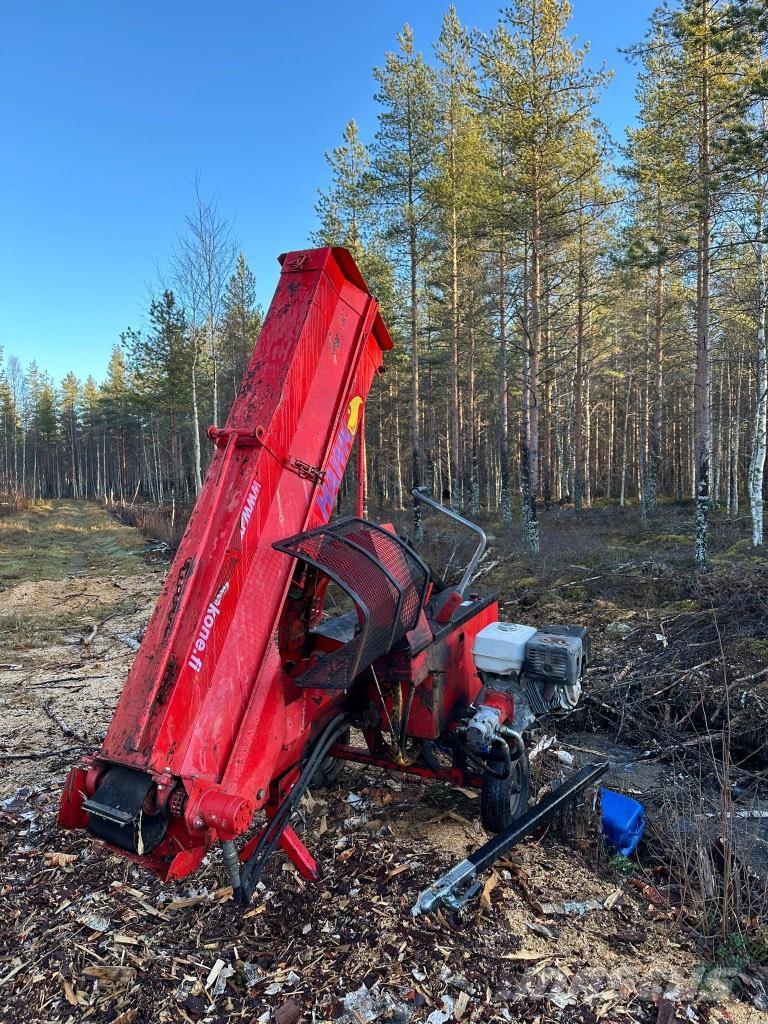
[58,246,499,887]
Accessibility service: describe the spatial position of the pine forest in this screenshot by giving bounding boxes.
[3,0,768,565]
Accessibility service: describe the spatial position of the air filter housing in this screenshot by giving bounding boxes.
[524,631,583,687]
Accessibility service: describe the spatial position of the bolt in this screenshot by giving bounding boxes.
[193,816,204,829]
[257,788,265,800]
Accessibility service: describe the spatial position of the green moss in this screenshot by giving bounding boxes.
[637,533,691,548]
[726,637,768,661]
[723,537,768,560]
[658,599,698,617]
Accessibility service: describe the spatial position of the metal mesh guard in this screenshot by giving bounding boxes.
[273,518,430,689]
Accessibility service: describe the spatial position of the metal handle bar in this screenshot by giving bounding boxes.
[411,487,487,596]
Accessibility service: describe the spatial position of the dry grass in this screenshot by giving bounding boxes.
[106,500,189,549]
[0,490,36,516]
[0,500,158,585]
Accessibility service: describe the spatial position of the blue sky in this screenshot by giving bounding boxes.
[0,0,657,384]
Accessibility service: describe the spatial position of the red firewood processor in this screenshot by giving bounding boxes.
[59,247,605,913]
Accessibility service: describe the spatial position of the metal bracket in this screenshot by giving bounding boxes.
[286,457,325,484]
[411,487,486,596]
[207,425,261,448]
[412,760,609,917]
[208,424,325,484]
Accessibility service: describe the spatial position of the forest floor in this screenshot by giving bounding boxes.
[1,499,767,1024]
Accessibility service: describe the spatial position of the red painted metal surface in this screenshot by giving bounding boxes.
[372,597,499,741]
[239,824,318,881]
[329,744,481,788]
[58,245,508,891]
[60,247,392,876]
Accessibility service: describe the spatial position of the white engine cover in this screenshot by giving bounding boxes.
[472,621,538,676]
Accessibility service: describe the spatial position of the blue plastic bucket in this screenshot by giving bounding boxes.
[600,788,645,856]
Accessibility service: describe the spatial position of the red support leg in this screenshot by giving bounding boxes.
[279,825,318,881]
[238,823,318,882]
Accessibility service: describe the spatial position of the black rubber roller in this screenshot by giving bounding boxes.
[84,765,169,855]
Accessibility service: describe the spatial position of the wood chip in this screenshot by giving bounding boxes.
[0,962,26,987]
[604,887,623,910]
[83,965,136,985]
[45,851,78,868]
[167,893,210,911]
[454,990,470,1020]
[61,976,78,1005]
[480,871,498,911]
[450,786,478,799]
[502,950,554,962]
[205,958,225,990]
[386,862,412,879]
[272,997,303,1024]
[113,1010,139,1024]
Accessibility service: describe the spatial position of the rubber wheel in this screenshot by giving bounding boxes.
[480,746,529,833]
[312,726,350,788]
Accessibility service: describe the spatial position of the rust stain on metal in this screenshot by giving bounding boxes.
[163,558,193,646]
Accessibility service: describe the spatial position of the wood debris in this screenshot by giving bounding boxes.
[0,765,734,1024]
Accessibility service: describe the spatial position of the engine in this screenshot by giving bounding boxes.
[463,621,589,752]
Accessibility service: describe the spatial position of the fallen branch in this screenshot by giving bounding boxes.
[553,561,644,590]
[81,624,98,646]
[0,744,92,762]
[31,674,108,687]
[115,632,141,652]
[42,699,90,744]
[731,665,768,687]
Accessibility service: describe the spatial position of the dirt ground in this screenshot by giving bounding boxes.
[0,500,766,1023]
[0,500,163,795]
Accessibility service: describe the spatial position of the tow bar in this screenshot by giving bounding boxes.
[412,760,609,916]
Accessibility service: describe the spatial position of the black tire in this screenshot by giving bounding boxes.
[480,745,529,833]
[312,726,350,788]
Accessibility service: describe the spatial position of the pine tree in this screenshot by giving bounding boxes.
[371,25,438,536]
[624,17,690,517]
[432,6,483,510]
[60,372,81,498]
[221,253,263,412]
[477,0,611,549]
[124,292,192,498]
[671,0,744,564]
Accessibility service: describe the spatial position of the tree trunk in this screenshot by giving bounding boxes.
[750,201,767,546]
[191,332,203,495]
[620,358,633,508]
[541,278,553,509]
[450,201,461,510]
[694,7,712,567]
[467,305,480,516]
[573,219,586,510]
[410,202,422,538]
[497,241,513,526]
[731,354,742,516]
[647,261,664,515]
